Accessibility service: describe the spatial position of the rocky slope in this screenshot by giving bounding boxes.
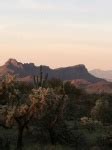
[0,59,104,83]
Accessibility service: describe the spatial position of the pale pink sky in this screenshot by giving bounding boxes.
[0,0,112,70]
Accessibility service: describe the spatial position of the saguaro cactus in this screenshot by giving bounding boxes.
[33,65,48,88]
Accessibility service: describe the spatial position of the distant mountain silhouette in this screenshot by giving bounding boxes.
[90,69,112,81]
[0,59,105,83]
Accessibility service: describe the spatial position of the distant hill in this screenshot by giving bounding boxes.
[90,69,112,81]
[0,58,104,83]
[70,79,91,88]
[86,81,112,94]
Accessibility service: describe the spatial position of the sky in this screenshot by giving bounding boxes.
[0,0,112,70]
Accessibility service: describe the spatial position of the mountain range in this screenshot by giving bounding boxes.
[0,59,104,83]
[90,69,112,81]
[1,59,112,94]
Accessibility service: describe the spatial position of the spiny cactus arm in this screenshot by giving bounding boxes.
[39,65,43,87]
[34,75,40,89]
[33,76,37,88]
[33,76,36,85]
[43,73,48,87]
[52,94,67,127]
[33,65,48,88]
[36,76,39,88]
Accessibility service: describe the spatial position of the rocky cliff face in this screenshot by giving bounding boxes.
[0,59,104,83]
[52,64,102,82]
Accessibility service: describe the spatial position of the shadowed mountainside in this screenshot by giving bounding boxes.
[0,59,105,84]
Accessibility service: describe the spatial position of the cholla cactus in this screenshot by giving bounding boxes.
[29,87,67,145]
[0,74,67,149]
[29,87,67,118]
[1,74,21,107]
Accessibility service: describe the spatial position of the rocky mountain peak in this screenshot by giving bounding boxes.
[5,58,23,69]
[72,64,87,72]
[5,58,19,65]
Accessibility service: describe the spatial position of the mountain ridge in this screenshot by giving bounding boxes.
[90,69,112,81]
[0,59,105,83]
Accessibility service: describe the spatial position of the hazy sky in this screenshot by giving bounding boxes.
[0,0,112,70]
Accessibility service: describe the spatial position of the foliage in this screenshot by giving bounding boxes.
[48,78,63,89]
[80,117,102,132]
[0,73,112,150]
[30,87,67,144]
[91,98,111,124]
[64,81,82,96]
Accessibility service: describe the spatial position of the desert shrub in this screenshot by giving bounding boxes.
[91,98,112,124]
[80,117,103,132]
[96,134,112,148]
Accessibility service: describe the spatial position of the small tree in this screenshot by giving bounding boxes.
[48,78,63,89]
[0,74,37,150]
[91,98,110,124]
